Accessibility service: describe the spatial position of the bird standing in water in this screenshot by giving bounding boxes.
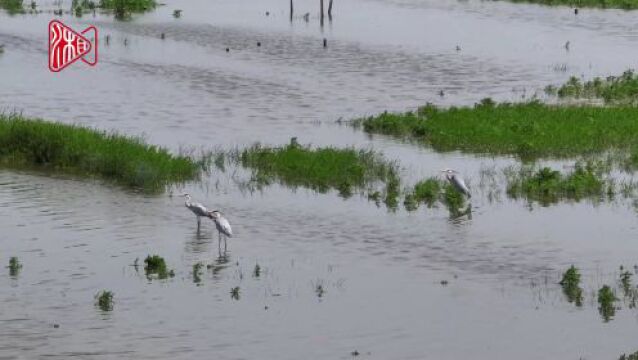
[441,169,471,198]
[208,210,233,251]
[183,194,210,230]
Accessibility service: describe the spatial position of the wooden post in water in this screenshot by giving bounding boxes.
[328,0,333,18]
[290,0,293,22]
[320,0,324,26]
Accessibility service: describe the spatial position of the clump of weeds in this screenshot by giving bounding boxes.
[193,262,203,284]
[559,265,583,306]
[597,285,618,322]
[95,290,114,311]
[144,255,175,280]
[230,286,240,300]
[8,257,22,277]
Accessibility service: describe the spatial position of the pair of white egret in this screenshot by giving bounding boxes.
[182,194,233,250]
[181,169,468,249]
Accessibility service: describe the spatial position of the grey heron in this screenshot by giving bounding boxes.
[442,169,471,198]
[183,193,211,229]
[208,210,233,251]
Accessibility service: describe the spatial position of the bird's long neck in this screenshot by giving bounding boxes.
[184,195,191,206]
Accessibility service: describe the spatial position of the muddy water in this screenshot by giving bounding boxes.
[2,0,638,358]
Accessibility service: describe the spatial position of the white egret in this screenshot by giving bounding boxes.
[182,193,211,229]
[208,210,233,251]
[441,169,471,198]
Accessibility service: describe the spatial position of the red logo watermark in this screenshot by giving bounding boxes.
[48,20,98,72]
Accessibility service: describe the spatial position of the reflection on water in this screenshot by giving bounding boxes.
[3,0,638,358]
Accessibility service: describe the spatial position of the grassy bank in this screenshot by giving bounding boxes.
[505,0,638,9]
[354,100,638,159]
[0,114,199,192]
[236,140,401,208]
[546,70,638,105]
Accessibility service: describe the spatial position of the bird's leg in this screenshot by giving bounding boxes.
[224,235,227,252]
[197,217,201,230]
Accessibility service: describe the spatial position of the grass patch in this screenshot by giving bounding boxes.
[95,290,114,311]
[547,70,638,105]
[502,0,638,9]
[403,177,471,217]
[0,0,24,14]
[193,262,203,284]
[620,350,638,360]
[237,139,401,208]
[8,257,21,277]
[0,114,199,192]
[230,286,240,300]
[506,163,608,205]
[144,255,174,280]
[559,265,583,306]
[71,0,156,17]
[598,285,618,322]
[353,100,638,159]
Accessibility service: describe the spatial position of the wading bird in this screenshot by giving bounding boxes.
[183,193,211,229]
[208,210,233,251]
[442,169,471,198]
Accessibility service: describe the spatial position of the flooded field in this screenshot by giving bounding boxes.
[2,0,638,358]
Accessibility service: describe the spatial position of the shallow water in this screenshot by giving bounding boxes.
[2,0,638,358]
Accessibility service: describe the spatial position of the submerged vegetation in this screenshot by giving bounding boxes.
[8,257,22,277]
[598,285,618,322]
[0,115,199,192]
[354,100,638,159]
[619,350,638,360]
[70,0,156,18]
[559,265,583,306]
[547,70,638,105]
[504,0,638,9]
[144,255,175,280]
[506,163,608,205]
[95,290,114,311]
[0,0,24,14]
[192,262,203,284]
[237,139,401,208]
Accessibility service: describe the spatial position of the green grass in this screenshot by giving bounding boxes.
[504,0,638,9]
[70,0,156,18]
[95,290,114,311]
[0,114,199,192]
[354,100,638,159]
[412,178,441,207]
[144,255,174,280]
[598,285,617,322]
[620,350,638,360]
[0,0,24,14]
[237,139,401,208]
[559,265,583,306]
[8,257,21,277]
[506,163,608,205]
[547,70,638,104]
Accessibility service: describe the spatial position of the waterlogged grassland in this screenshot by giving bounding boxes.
[0,114,199,192]
[236,140,401,207]
[546,70,638,105]
[0,0,24,14]
[505,0,638,9]
[355,100,638,159]
[506,163,610,205]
